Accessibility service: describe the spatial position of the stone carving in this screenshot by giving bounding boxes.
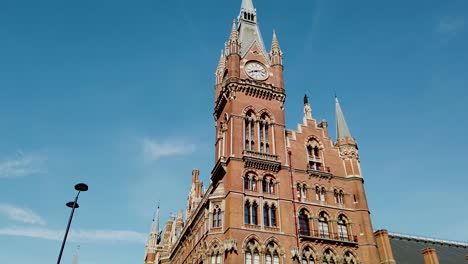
[223,239,237,253]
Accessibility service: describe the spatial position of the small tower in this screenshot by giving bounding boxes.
[335,97,361,177]
[270,30,284,89]
[226,20,241,80]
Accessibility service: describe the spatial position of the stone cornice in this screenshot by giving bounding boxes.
[214,78,286,119]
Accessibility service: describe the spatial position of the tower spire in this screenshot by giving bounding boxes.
[241,0,255,12]
[335,97,352,140]
[146,205,161,252]
[237,0,268,58]
[271,30,281,54]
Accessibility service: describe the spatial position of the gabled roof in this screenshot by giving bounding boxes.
[389,232,468,264]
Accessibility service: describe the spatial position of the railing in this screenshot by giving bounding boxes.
[299,229,358,243]
[243,150,279,162]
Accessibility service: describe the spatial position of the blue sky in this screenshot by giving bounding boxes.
[0,0,467,263]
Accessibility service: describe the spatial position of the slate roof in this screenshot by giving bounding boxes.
[389,232,468,264]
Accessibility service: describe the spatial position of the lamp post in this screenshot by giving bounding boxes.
[56,183,88,264]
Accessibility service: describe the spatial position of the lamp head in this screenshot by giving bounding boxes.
[75,183,88,192]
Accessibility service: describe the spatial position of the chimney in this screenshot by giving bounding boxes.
[374,230,396,264]
[421,248,439,264]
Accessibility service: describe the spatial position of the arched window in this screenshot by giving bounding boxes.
[322,249,336,264]
[213,208,218,228]
[265,242,280,264]
[252,201,258,225]
[315,187,326,202]
[244,111,255,151]
[298,209,310,236]
[244,201,251,224]
[270,205,277,227]
[301,246,315,264]
[262,176,275,194]
[306,139,322,171]
[210,244,222,264]
[318,212,330,239]
[337,215,349,241]
[297,184,306,202]
[263,203,270,227]
[259,113,270,153]
[245,173,257,192]
[343,251,357,264]
[245,240,260,264]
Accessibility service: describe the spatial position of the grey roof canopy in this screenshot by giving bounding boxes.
[389,233,468,264]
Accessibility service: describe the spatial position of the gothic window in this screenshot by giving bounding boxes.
[263,203,270,227]
[315,186,326,202]
[270,205,277,227]
[263,176,275,194]
[322,249,336,264]
[244,111,255,151]
[318,212,330,239]
[337,215,349,241]
[301,246,315,264]
[244,201,251,224]
[210,244,222,264]
[306,139,322,171]
[244,173,257,192]
[265,242,280,264]
[212,206,222,228]
[259,113,271,153]
[252,201,258,225]
[297,183,307,202]
[334,190,344,205]
[298,209,310,236]
[343,251,357,264]
[245,240,260,264]
[244,200,259,226]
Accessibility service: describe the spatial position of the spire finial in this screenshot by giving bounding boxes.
[335,97,352,140]
[304,94,312,119]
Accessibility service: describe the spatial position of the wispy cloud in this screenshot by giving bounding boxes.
[0,227,147,243]
[142,138,195,161]
[435,17,465,35]
[0,151,47,178]
[0,204,46,225]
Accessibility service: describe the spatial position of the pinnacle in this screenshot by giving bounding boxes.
[271,30,281,53]
[229,20,239,42]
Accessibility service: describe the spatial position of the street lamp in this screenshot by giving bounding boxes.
[56,183,88,264]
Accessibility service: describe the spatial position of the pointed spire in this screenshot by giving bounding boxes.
[229,20,239,44]
[146,205,161,251]
[217,50,225,69]
[241,0,255,12]
[335,97,352,139]
[151,205,160,235]
[271,30,281,54]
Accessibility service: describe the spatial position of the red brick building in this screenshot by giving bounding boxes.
[143,1,467,263]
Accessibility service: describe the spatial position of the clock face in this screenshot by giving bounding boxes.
[245,62,268,80]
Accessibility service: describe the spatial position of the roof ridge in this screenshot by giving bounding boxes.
[388,231,468,247]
